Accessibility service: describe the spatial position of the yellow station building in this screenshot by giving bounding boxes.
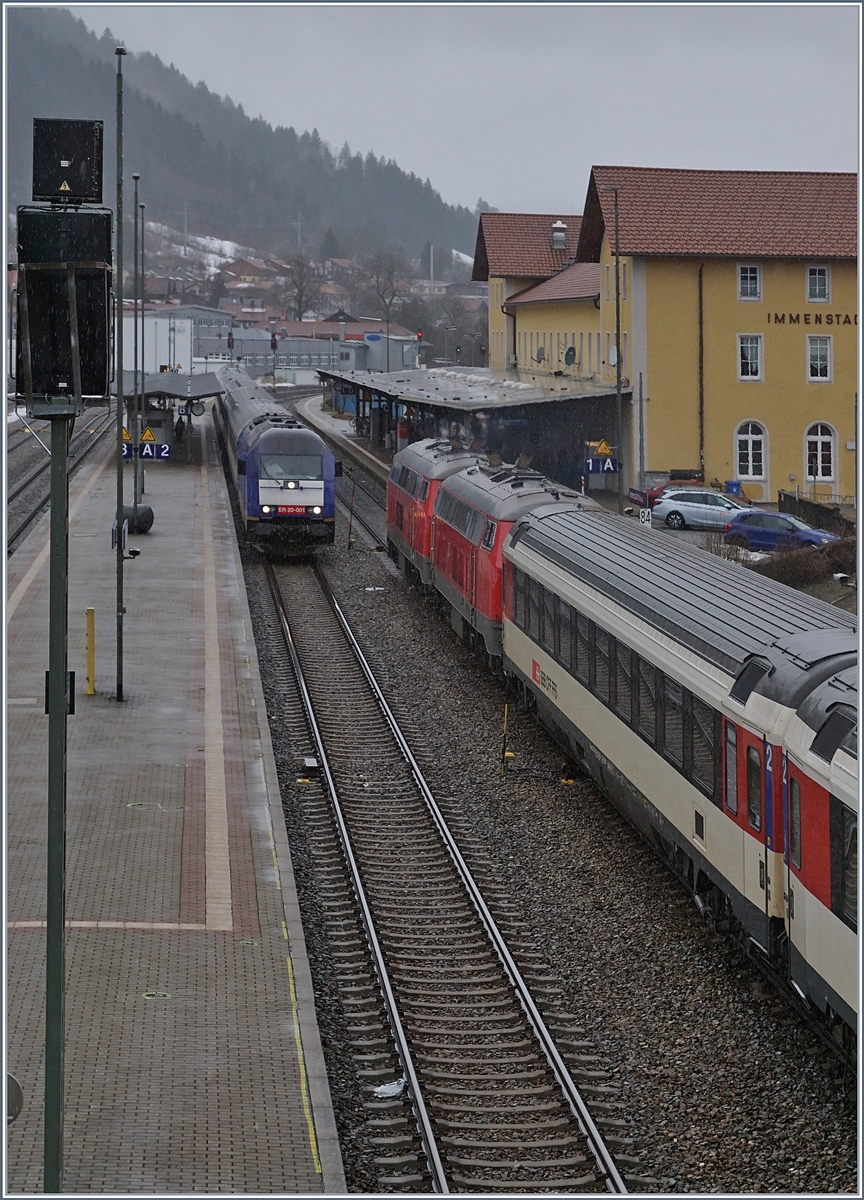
[475,168,858,503]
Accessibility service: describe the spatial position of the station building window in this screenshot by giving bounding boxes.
[736,420,766,479]
[807,336,831,382]
[806,422,835,481]
[807,265,830,302]
[738,264,761,300]
[738,334,762,380]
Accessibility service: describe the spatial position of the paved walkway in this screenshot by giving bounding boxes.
[6,417,344,1193]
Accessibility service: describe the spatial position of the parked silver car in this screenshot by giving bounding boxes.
[652,489,750,530]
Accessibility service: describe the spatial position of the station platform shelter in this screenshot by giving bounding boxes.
[5,414,345,1193]
[114,370,224,463]
[317,364,630,493]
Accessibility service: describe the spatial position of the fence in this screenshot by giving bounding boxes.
[777,490,857,538]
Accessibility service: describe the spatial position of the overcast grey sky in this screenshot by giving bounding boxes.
[68,3,860,213]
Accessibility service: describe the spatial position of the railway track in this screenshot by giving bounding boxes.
[336,466,388,548]
[260,557,634,1194]
[7,405,116,552]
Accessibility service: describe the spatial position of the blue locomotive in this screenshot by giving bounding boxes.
[214,367,339,552]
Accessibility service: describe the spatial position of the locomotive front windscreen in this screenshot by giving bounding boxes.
[261,454,323,480]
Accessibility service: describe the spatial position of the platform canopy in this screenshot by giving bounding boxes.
[115,371,224,402]
[317,365,626,413]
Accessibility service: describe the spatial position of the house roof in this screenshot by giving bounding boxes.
[505,262,601,307]
[472,213,582,282]
[577,166,858,261]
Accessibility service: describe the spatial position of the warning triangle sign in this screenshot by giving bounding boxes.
[596,439,612,457]
[140,426,156,442]
[59,181,71,192]
[122,427,131,442]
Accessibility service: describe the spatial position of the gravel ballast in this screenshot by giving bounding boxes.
[247,500,857,1194]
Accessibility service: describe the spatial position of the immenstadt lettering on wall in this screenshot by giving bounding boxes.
[767,313,857,325]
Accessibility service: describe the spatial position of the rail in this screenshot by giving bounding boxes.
[7,407,116,550]
[262,559,627,1194]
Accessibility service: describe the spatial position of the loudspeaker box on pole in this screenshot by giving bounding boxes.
[16,206,113,401]
[32,118,103,205]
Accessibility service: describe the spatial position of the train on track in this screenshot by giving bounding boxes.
[387,438,858,1049]
[214,367,339,553]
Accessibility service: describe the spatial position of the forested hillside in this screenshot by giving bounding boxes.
[6,8,479,258]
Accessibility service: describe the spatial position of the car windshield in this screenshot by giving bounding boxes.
[261,454,322,481]
[784,514,815,531]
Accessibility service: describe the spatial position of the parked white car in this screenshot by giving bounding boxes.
[652,489,750,530]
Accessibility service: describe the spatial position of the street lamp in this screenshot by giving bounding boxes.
[115,46,127,704]
[601,184,624,515]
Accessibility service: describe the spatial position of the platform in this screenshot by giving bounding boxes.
[5,417,345,1193]
[292,393,391,484]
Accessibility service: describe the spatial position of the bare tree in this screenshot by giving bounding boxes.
[280,255,321,320]
[368,250,407,370]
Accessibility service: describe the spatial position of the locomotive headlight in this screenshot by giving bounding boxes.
[312,506,322,515]
[286,480,296,489]
[261,505,271,513]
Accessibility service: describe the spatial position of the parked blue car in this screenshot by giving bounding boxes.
[724,510,839,552]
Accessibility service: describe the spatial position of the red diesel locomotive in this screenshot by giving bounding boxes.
[387,439,599,656]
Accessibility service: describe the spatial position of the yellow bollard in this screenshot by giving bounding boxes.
[86,608,96,694]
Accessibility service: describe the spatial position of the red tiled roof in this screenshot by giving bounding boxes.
[505,262,601,306]
[472,213,582,281]
[578,167,857,261]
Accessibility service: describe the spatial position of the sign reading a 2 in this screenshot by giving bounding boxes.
[122,443,171,459]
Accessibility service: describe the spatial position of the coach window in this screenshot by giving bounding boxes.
[842,811,857,928]
[615,641,634,724]
[789,777,802,870]
[829,797,857,931]
[557,598,573,672]
[637,658,657,743]
[746,745,762,831]
[594,627,610,704]
[724,724,738,815]
[574,612,593,687]
[691,696,716,798]
[528,578,542,642]
[512,568,525,629]
[542,587,556,655]
[663,677,684,766]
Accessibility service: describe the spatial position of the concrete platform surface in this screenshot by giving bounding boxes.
[6,418,345,1193]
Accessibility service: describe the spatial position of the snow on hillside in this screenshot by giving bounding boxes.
[145,222,254,276]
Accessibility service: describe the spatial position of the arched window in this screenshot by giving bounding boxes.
[806,423,835,481]
[737,421,766,479]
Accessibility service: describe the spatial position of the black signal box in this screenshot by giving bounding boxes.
[32,118,103,204]
[16,206,113,400]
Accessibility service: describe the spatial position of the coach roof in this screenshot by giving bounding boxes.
[507,507,856,678]
[442,464,598,523]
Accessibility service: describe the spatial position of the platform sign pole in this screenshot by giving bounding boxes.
[115,47,127,702]
[132,174,140,520]
[44,409,74,1194]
